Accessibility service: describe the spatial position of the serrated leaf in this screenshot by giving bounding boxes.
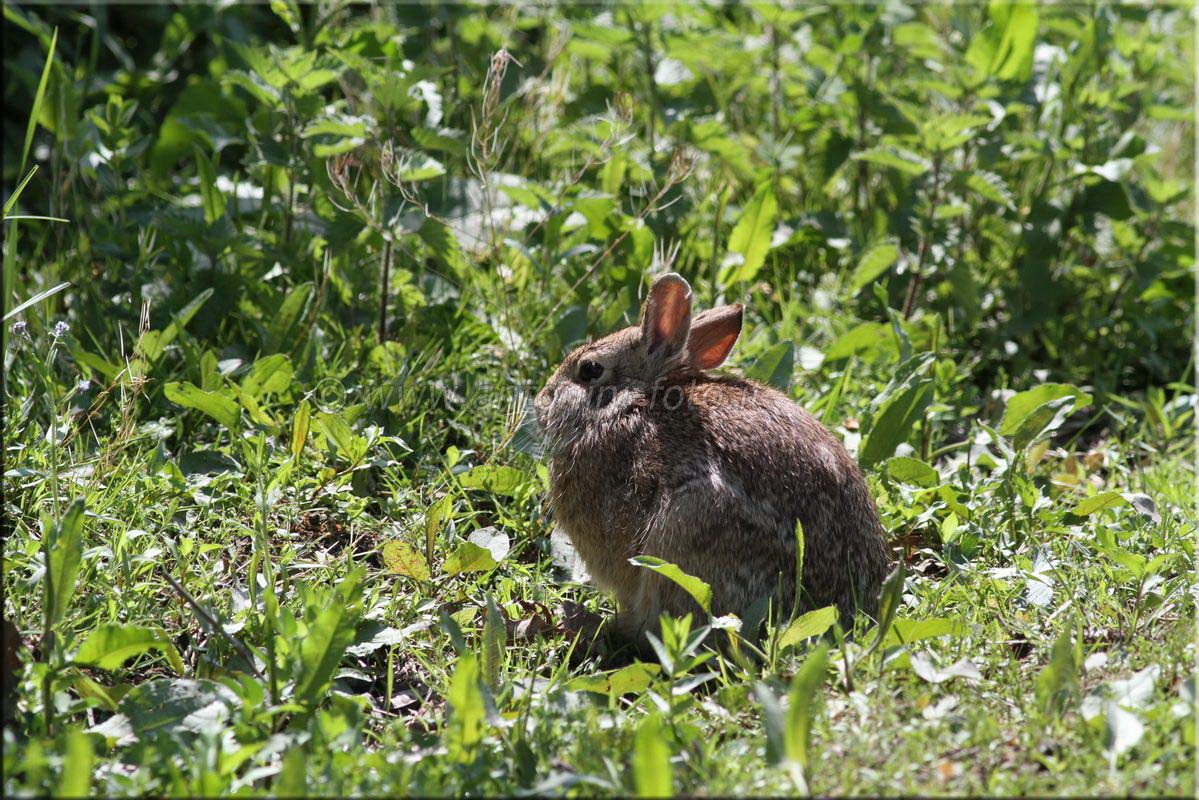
[966,171,1014,208]
[852,147,929,176]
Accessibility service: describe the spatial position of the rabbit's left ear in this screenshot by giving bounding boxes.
[642,273,692,356]
[687,304,743,369]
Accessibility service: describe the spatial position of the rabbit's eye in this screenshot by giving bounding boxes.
[577,359,605,383]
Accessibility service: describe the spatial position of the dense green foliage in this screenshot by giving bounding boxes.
[3,2,1195,795]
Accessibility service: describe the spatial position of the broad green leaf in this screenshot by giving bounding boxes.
[784,643,829,770]
[867,563,905,655]
[778,606,837,649]
[291,399,310,460]
[567,662,661,695]
[999,383,1092,436]
[276,749,307,798]
[723,183,778,285]
[75,623,185,675]
[138,288,214,362]
[313,412,365,463]
[193,146,223,225]
[848,241,900,291]
[859,380,932,469]
[629,555,712,613]
[457,465,527,496]
[881,616,970,648]
[442,541,498,575]
[755,681,787,766]
[1071,491,1127,516]
[241,353,293,399]
[1010,395,1077,452]
[744,340,794,389]
[293,570,364,710]
[164,382,240,431]
[633,713,673,797]
[824,322,889,361]
[265,281,314,354]
[381,540,431,582]
[609,662,661,695]
[45,499,85,627]
[301,114,369,139]
[425,494,452,565]
[445,653,485,761]
[91,678,239,742]
[1036,626,1080,716]
[396,152,445,182]
[57,727,93,797]
[886,456,939,487]
[482,595,505,690]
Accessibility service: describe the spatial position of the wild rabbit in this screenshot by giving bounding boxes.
[535,273,892,648]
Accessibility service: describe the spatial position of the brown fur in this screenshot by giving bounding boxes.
[535,274,892,645]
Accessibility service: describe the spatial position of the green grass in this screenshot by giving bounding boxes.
[3,2,1195,796]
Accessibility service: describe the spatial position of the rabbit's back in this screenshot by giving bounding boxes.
[645,376,891,622]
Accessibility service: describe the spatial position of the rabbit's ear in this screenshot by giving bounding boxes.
[687,304,743,369]
[642,273,692,356]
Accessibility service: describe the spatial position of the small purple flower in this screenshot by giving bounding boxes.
[78,379,92,391]
[53,321,70,337]
[10,320,27,337]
